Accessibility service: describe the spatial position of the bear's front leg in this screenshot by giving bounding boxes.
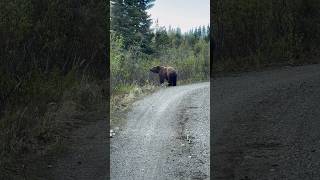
[159,76,165,85]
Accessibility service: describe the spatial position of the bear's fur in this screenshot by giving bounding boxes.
[150,66,177,86]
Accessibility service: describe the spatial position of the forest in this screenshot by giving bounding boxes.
[110,0,210,94]
[212,0,320,73]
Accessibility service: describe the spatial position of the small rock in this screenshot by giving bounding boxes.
[47,165,53,168]
[188,155,192,158]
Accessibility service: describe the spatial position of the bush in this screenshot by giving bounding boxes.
[110,29,210,94]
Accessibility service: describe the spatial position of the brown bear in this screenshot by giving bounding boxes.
[150,66,177,86]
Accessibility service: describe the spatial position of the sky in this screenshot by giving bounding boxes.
[147,0,210,33]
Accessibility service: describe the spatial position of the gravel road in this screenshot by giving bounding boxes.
[111,82,210,180]
[212,64,320,180]
[111,64,320,180]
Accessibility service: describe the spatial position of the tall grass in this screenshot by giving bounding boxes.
[0,70,107,179]
[110,33,210,95]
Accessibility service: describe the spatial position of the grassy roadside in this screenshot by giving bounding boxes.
[111,83,156,129]
[212,57,320,76]
[110,78,209,130]
[0,75,107,179]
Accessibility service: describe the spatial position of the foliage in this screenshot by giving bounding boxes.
[212,0,320,73]
[110,0,210,90]
[110,0,155,54]
[0,0,107,178]
[110,25,210,94]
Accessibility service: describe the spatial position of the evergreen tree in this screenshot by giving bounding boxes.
[202,25,206,38]
[153,26,170,51]
[110,0,155,54]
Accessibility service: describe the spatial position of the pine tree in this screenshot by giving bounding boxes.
[202,25,206,38]
[110,0,155,54]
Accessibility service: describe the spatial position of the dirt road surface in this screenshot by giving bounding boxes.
[111,82,210,180]
[212,64,320,179]
[112,64,320,180]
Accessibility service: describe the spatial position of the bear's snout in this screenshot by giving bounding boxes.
[150,67,159,73]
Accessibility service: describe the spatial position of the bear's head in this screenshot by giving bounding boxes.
[150,66,161,73]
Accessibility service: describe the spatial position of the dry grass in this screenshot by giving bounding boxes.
[110,83,156,128]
